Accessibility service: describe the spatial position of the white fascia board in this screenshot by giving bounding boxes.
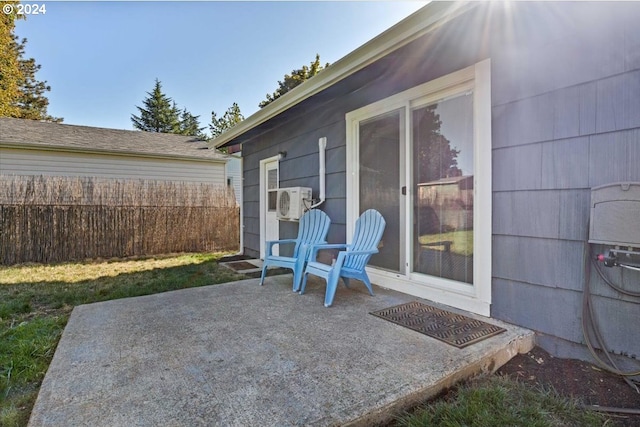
[213,1,475,149]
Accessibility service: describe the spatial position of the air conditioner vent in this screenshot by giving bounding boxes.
[276,187,311,221]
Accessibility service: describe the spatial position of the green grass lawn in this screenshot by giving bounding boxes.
[0,253,244,427]
[394,376,607,427]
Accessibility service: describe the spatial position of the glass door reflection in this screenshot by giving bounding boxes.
[412,93,474,284]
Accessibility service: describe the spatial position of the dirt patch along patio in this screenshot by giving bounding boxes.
[497,346,640,427]
[28,275,533,426]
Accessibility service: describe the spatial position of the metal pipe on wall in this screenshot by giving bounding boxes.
[310,137,326,209]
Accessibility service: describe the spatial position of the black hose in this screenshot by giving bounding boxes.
[581,243,640,388]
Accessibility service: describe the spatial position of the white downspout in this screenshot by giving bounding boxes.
[310,137,326,209]
[238,154,244,254]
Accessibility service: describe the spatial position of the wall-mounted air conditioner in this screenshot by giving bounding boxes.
[277,187,312,220]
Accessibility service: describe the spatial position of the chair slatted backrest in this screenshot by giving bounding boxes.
[344,209,386,271]
[293,209,331,258]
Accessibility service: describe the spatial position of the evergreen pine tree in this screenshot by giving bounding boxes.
[1,6,62,122]
[0,4,21,117]
[209,102,244,138]
[13,36,62,122]
[131,79,181,133]
[178,108,205,138]
[259,54,329,108]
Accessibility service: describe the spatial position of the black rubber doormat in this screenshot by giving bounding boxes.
[225,261,259,271]
[370,301,506,348]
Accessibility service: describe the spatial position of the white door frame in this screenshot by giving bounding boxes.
[259,155,281,259]
[345,60,492,316]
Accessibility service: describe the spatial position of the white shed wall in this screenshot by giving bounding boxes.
[0,148,226,184]
[225,154,242,205]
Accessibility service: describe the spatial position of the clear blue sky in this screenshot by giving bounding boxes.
[15,1,428,133]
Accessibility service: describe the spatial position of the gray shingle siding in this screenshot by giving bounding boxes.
[492,279,585,344]
[491,2,640,360]
[494,276,640,361]
[490,2,638,106]
[540,137,590,189]
[492,236,585,292]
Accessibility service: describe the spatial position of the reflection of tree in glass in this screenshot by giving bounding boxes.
[413,105,461,183]
[413,104,473,284]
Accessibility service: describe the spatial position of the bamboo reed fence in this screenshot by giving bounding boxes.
[0,175,239,265]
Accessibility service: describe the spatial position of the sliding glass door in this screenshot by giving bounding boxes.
[346,61,492,315]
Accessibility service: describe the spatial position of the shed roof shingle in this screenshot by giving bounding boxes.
[0,117,226,162]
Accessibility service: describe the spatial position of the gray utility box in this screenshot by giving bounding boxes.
[589,182,640,247]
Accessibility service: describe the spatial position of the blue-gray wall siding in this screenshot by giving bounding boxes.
[491,2,640,360]
[242,120,347,258]
[239,2,640,362]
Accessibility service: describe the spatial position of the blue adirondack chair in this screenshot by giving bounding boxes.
[259,209,331,292]
[299,209,386,307]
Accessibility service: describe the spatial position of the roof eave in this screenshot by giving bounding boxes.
[212,1,475,149]
[0,142,229,164]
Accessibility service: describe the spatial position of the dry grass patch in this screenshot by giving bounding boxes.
[1,255,212,285]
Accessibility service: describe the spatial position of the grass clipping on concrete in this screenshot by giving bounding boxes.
[394,375,607,427]
[0,253,244,427]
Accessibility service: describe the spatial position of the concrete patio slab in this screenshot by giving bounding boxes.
[29,275,534,427]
